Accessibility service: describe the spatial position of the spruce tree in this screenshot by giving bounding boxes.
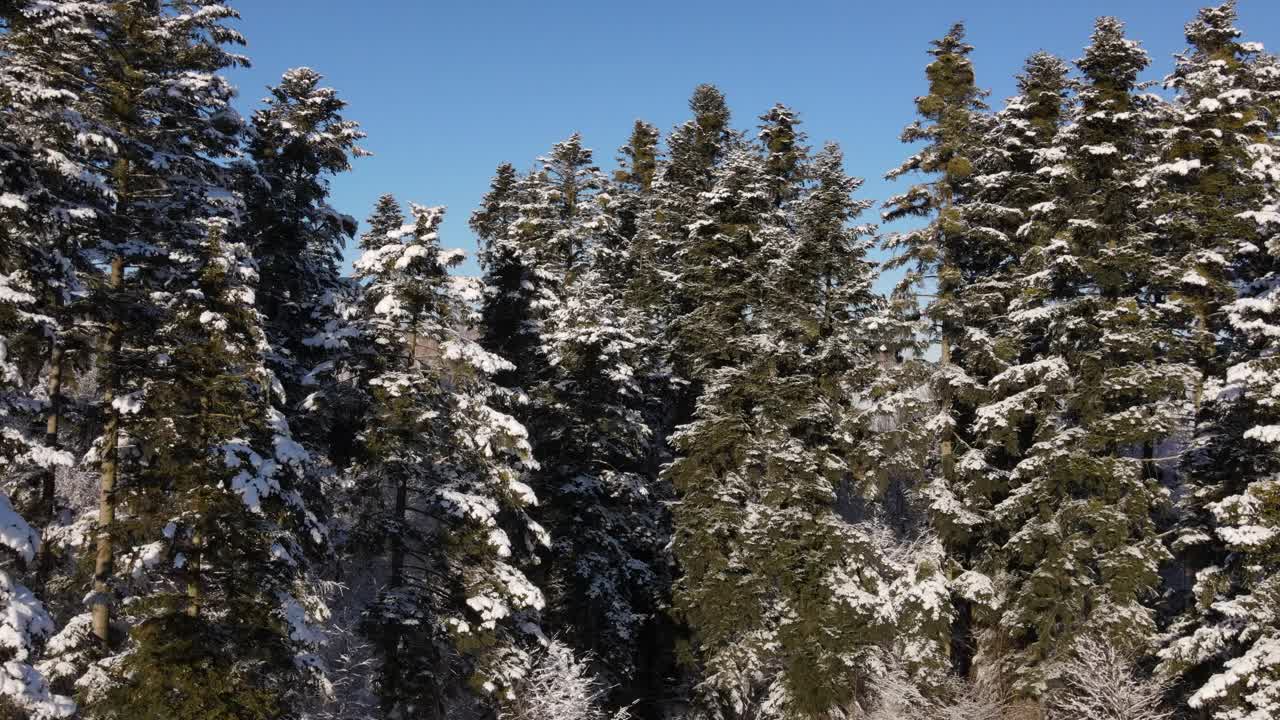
[953,51,1073,686]
[352,202,546,717]
[991,17,1186,695]
[666,116,900,716]
[1155,4,1280,718]
[643,85,739,395]
[473,162,539,392]
[608,120,661,295]
[92,220,325,719]
[240,66,367,468]
[881,21,993,680]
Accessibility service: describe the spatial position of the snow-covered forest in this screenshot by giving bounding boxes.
[0,1,1278,719]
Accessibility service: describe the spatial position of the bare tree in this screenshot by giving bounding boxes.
[1045,635,1172,720]
[501,640,631,720]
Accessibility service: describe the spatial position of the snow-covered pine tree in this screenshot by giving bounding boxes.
[643,86,739,399]
[239,66,367,467]
[37,0,256,691]
[758,104,807,207]
[0,0,113,550]
[351,202,546,718]
[952,51,1073,688]
[472,162,547,394]
[665,119,898,716]
[989,17,1188,697]
[536,247,668,709]
[607,121,661,296]
[0,10,99,703]
[89,218,327,719]
[881,21,993,681]
[613,121,661,233]
[1154,4,1280,718]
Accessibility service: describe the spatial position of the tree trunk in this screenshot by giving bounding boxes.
[37,334,65,582]
[92,254,124,644]
[939,329,955,481]
[381,474,408,717]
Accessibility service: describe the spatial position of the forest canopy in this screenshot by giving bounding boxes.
[0,2,1277,720]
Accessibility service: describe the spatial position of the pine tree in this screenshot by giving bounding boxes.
[608,120,661,295]
[69,0,252,659]
[881,21,993,681]
[990,17,1186,696]
[90,219,326,719]
[0,15,92,701]
[352,202,546,717]
[1154,4,1280,718]
[952,51,1073,687]
[666,120,901,716]
[473,162,540,392]
[643,86,739,394]
[240,66,367,467]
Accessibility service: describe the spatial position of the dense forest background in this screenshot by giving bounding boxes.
[0,2,1278,719]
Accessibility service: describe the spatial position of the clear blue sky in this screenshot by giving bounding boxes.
[225,0,1280,285]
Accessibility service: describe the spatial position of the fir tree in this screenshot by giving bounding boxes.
[881,21,992,680]
[991,17,1187,696]
[92,219,326,719]
[239,66,367,473]
[951,51,1073,686]
[71,0,251,670]
[668,131,898,717]
[352,203,546,717]
[1155,4,1280,718]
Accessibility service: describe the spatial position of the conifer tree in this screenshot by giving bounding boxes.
[0,122,80,712]
[71,0,251,668]
[472,162,527,383]
[643,85,739,395]
[91,219,326,719]
[536,251,667,704]
[608,121,661,295]
[1155,4,1280,718]
[240,66,367,468]
[990,17,1187,695]
[667,122,900,717]
[950,51,1072,684]
[881,22,992,680]
[352,202,546,717]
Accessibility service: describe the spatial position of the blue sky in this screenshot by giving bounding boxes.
[225,0,1280,283]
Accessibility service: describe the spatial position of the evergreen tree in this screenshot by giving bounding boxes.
[668,128,900,717]
[352,203,546,717]
[239,66,367,467]
[642,85,739,395]
[608,120,661,295]
[472,162,541,392]
[881,21,992,680]
[91,219,326,719]
[990,17,1186,696]
[536,252,668,707]
[952,51,1073,687]
[1155,4,1280,718]
[67,0,252,659]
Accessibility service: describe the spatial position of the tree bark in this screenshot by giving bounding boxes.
[92,254,124,644]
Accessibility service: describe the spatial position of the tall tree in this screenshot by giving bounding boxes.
[951,51,1073,687]
[991,17,1185,696]
[240,66,367,463]
[881,22,992,680]
[92,219,326,719]
[77,0,250,664]
[352,203,546,718]
[1155,4,1280,718]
